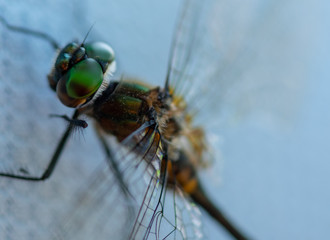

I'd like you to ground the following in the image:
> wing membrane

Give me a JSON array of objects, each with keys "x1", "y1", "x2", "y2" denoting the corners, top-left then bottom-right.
[
  {"x1": 52, "y1": 123, "x2": 166, "y2": 240},
  {"x1": 166, "y1": 0, "x2": 307, "y2": 130}
]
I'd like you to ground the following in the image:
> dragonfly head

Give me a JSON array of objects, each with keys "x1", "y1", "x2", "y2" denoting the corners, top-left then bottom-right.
[{"x1": 48, "y1": 41, "x2": 116, "y2": 108}]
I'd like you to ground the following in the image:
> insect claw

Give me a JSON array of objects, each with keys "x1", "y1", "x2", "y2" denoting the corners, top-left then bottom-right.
[{"x1": 49, "y1": 113, "x2": 88, "y2": 129}]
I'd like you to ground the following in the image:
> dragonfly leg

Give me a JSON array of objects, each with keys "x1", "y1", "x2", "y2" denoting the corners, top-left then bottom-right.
[
  {"x1": 94, "y1": 126, "x2": 133, "y2": 198},
  {"x1": 0, "y1": 16, "x2": 59, "y2": 50},
  {"x1": 93, "y1": 126, "x2": 138, "y2": 224},
  {"x1": 0, "y1": 110, "x2": 79, "y2": 181},
  {"x1": 50, "y1": 114, "x2": 88, "y2": 129}
]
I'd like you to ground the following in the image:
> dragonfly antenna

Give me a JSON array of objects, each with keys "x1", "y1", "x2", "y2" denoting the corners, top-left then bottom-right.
[
  {"x1": 0, "y1": 16, "x2": 60, "y2": 50},
  {"x1": 82, "y1": 22, "x2": 96, "y2": 45}
]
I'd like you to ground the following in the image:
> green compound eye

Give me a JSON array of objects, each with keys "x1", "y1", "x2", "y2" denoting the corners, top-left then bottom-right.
[
  {"x1": 55, "y1": 42, "x2": 79, "y2": 72},
  {"x1": 66, "y1": 58, "x2": 103, "y2": 99},
  {"x1": 85, "y1": 42, "x2": 115, "y2": 71}
]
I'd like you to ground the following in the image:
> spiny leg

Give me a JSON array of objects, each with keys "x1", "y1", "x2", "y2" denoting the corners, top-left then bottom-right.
[
  {"x1": 50, "y1": 114, "x2": 88, "y2": 129},
  {"x1": 0, "y1": 110, "x2": 80, "y2": 181},
  {"x1": 0, "y1": 16, "x2": 59, "y2": 50},
  {"x1": 94, "y1": 126, "x2": 133, "y2": 199},
  {"x1": 94, "y1": 127, "x2": 137, "y2": 222},
  {"x1": 0, "y1": 17, "x2": 67, "y2": 180}
]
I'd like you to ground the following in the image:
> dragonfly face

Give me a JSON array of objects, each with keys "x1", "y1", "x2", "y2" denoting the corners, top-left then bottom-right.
[{"x1": 48, "y1": 41, "x2": 116, "y2": 108}]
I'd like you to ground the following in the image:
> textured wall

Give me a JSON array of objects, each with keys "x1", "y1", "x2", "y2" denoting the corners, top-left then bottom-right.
[{"x1": 0, "y1": 0, "x2": 329, "y2": 239}]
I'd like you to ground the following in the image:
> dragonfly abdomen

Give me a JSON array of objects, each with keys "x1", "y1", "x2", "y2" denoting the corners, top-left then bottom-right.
[{"x1": 166, "y1": 149, "x2": 199, "y2": 194}]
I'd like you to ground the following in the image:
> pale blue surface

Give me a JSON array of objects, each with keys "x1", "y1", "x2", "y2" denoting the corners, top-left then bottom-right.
[{"x1": 0, "y1": 0, "x2": 330, "y2": 239}]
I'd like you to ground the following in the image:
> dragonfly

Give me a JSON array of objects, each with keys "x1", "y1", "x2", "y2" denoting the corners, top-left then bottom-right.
[
  {"x1": 0, "y1": 0, "x2": 251, "y2": 239},
  {"x1": 1, "y1": 0, "x2": 309, "y2": 239}
]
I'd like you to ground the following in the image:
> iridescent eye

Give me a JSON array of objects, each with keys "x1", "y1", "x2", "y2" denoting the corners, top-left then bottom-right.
[
  {"x1": 55, "y1": 42, "x2": 79, "y2": 72},
  {"x1": 85, "y1": 42, "x2": 115, "y2": 71},
  {"x1": 65, "y1": 58, "x2": 103, "y2": 99}
]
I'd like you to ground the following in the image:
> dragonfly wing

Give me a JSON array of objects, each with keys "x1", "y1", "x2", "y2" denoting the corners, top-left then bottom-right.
[
  {"x1": 165, "y1": 0, "x2": 206, "y2": 95},
  {"x1": 51, "y1": 118, "x2": 203, "y2": 240},
  {"x1": 52, "y1": 157, "x2": 134, "y2": 240},
  {"x1": 159, "y1": 184, "x2": 204, "y2": 240},
  {"x1": 50, "y1": 123, "x2": 166, "y2": 240},
  {"x1": 166, "y1": 0, "x2": 309, "y2": 129}
]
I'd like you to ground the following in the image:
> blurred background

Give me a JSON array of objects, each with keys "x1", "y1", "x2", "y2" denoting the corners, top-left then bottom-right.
[{"x1": 0, "y1": 0, "x2": 329, "y2": 239}]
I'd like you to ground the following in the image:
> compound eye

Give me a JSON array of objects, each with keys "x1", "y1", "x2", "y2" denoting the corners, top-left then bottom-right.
[
  {"x1": 85, "y1": 42, "x2": 115, "y2": 71},
  {"x1": 55, "y1": 42, "x2": 79, "y2": 72},
  {"x1": 65, "y1": 58, "x2": 103, "y2": 99}
]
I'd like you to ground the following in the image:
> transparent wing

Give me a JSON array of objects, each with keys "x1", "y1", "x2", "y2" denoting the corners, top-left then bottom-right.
[
  {"x1": 161, "y1": 184, "x2": 204, "y2": 240},
  {"x1": 51, "y1": 154, "x2": 134, "y2": 240},
  {"x1": 161, "y1": 0, "x2": 316, "y2": 238},
  {"x1": 50, "y1": 122, "x2": 195, "y2": 240},
  {"x1": 166, "y1": 0, "x2": 309, "y2": 130},
  {"x1": 165, "y1": 0, "x2": 205, "y2": 95}
]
